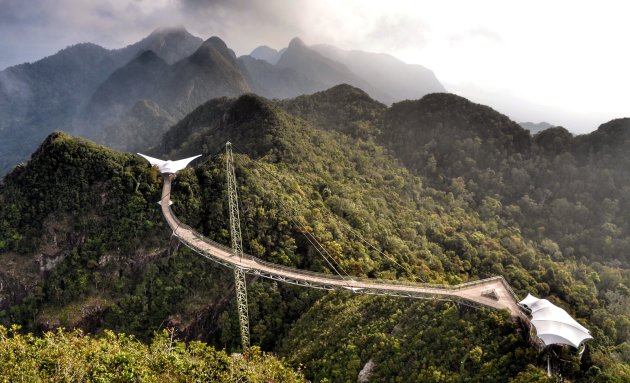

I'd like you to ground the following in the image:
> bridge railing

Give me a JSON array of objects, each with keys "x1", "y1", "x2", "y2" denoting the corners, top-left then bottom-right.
[
  {"x1": 168, "y1": 207, "x2": 238, "y2": 255},
  {"x1": 168, "y1": 206, "x2": 519, "y2": 294},
  {"x1": 502, "y1": 279, "x2": 521, "y2": 301},
  {"x1": 168, "y1": 206, "x2": 350, "y2": 281}
]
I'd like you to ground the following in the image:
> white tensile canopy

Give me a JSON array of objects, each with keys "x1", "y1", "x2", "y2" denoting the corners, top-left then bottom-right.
[
  {"x1": 138, "y1": 153, "x2": 201, "y2": 174},
  {"x1": 519, "y1": 294, "x2": 592, "y2": 348}
]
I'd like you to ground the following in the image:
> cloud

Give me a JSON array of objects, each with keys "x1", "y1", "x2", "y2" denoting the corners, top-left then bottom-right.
[
  {"x1": 0, "y1": 0, "x2": 429, "y2": 66},
  {"x1": 366, "y1": 14, "x2": 429, "y2": 51},
  {"x1": 179, "y1": 0, "x2": 303, "y2": 26},
  {"x1": 0, "y1": 0, "x2": 191, "y2": 68},
  {"x1": 0, "y1": 0, "x2": 627, "y2": 132},
  {"x1": 447, "y1": 27, "x2": 503, "y2": 46},
  {"x1": 176, "y1": 0, "x2": 317, "y2": 53},
  {"x1": 175, "y1": 0, "x2": 431, "y2": 55}
]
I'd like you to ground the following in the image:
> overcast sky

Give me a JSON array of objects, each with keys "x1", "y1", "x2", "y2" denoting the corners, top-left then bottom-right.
[{"x1": 1, "y1": 0, "x2": 628, "y2": 133}]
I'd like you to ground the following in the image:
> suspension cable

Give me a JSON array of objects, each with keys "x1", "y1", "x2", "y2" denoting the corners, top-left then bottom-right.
[
  {"x1": 230, "y1": 143, "x2": 411, "y2": 277},
  {"x1": 228, "y1": 147, "x2": 349, "y2": 280},
  {"x1": 298, "y1": 226, "x2": 348, "y2": 280},
  {"x1": 288, "y1": 214, "x2": 351, "y2": 278}
]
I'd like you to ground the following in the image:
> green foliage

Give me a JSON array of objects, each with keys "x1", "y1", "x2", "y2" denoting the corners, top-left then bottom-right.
[
  {"x1": 0, "y1": 131, "x2": 164, "y2": 254},
  {"x1": 508, "y1": 364, "x2": 554, "y2": 383},
  {"x1": 0, "y1": 132, "x2": 170, "y2": 333},
  {"x1": 2, "y1": 88, "x2": 630, "y2": 380},
  {"x1": 280, "y1": 294, "x2": 537, "y2": 382},
  {"x1": 0, "y1": 325, "x2": 305, "y2": 382},
  {"x1": 382, "y1": 96, "x2": 630, "y2": 272}
]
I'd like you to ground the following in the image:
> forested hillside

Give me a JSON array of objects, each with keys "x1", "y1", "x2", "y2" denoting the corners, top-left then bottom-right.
[
  {"x1": 381, "y1": 94, "x2": 630, "y2": 268},
  {"x1": 0, "y1": 326, "x2": 305, "y2": 382},
  {"x1": 1, "y1": 87, "x2": 629, "y2": 381},
  {"x1": 0, "y1": 29, "x2": 445, "y2": 175}
]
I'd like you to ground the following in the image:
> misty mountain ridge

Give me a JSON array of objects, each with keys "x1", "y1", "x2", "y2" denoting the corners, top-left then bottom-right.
[
  {"x1": 0, "y1": 26, "x2": 203, "y2": 174},
  {"x1": 153, "y1": 36, "x2": 250, "y2": 118},
  {"x1": 518, "y1": 121, "x2": 555, "y2": 134},
  {"x1": 127, "y1": 26, "x2": 204, "y2": 65},
  {"x1": 100, "y1": 99, "x2": 176, "y2": 153},
  {"x1": 248, "y1": 37, "x2": 445, "y2": 104},
  {"x1": 237, "y1": 55, "x2": 312, "y2": 99},
  {"x1": 2, "y1": 26, "x2": 627, "y2": 179},
  {"x1": 250, "y1": 45, "x2": 284, "y2": 65},
  {"x1": 78, "y1": 50, "x2": 170, "y2": 133},
  {"x1": 0, "y1": 28, "x2": 451, "y2": 173},
  {"x1": 76, "y1": 36, "x2": 251, "y2": 150},
  {"x1": 311, "y1": 44, "x2": 445, "y2": 101}
]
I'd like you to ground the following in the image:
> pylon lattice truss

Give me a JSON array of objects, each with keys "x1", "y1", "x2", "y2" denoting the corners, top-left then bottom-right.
[{"x1": 226, "y1": 142, "x2": 250, "y2": 350}]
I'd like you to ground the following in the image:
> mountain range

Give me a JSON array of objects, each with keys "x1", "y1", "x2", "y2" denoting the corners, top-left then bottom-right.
[
  {"x1": 1, "y1": 83, "x2": 629, "y2": 380},
  {"x1": 2, "y1": 25, "x2": 630, "y2": 380},
  {"x1": 0, "y1": 27, "x2": 444, "y2": 175},
  {"x1": 0, "y1": 27, "x2": 203, "y2": 175}
]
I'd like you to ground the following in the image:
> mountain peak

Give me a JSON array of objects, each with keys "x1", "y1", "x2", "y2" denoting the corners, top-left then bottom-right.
[
  {"x1": 30, "y1": 131, "x2": 80, "y2": 163},
  {"x1": 150, "y1": 25, "x2": 189, "y2": 36},
  {"x1": 288, "y1": 37, "x2": 306, "y2": 49},
  {"x1": 203, "y1": 36, "x2": 229, "y2": 50},
  {"x1": 280, "y1": 84, "x2": 385, "y2": 138},
  {"x1": 250, "y1": 45, "x2": 281, "y2": 65},
  {"x1": 595, "y1": 117, "x2": 630, "y2": 136},
  {"x1": 196, "y1": 36, "x2": 237, "y2": 61},
  {"x1": 161, "y1": 94, "x2": 285, "y2": 159},
  {"x1": 315, "y1": 83, "x2": 375, "y2": 102},
  {"x1": 189, "y1": 36, "x2": 238, "y2": 66},
  {"x1": 126, "y1": 26, "x2": 202, "y2": 65},
  {"x1": 576, "y1": 117, "x2": 630, "y2": 153},
  {"x1": 533, "y1": 126, "x2": 573, "y2": 153},
  {"x1": 385, "y1": 92, "x2": 531, "y2": 156}
]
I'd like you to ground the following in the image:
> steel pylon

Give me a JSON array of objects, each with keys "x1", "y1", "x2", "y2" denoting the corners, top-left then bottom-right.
[{"x1": 226, "y1": 142, "x2": 250, "y2": 350}]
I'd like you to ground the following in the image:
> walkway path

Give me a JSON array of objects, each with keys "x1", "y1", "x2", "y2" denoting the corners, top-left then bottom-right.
[{"x1": 160, "y1": 174, "x2": 524, "y2": 317}]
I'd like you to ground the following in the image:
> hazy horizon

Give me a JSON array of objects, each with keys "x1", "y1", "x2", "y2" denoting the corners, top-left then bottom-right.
[{"x1": 1, "y1": 0, "x2": 628, "y2": 133}]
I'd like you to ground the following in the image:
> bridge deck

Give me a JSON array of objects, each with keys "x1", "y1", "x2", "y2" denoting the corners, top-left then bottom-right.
[{"x1": 160, "y1": 175, "x2": 524, "y2": 317}]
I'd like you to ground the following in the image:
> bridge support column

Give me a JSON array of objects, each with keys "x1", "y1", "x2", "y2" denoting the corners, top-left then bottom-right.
[
  {"x1": 226, "y1": 142, "x2": 250, "y2": 350},
  {"x1": 234, "y1": 268, "x2": 250, "y2": 349}
]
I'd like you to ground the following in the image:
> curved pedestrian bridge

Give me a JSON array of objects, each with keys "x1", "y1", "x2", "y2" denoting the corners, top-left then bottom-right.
[{"x1": 160, "y1": 173, "x2": 524, "y2": 317}]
